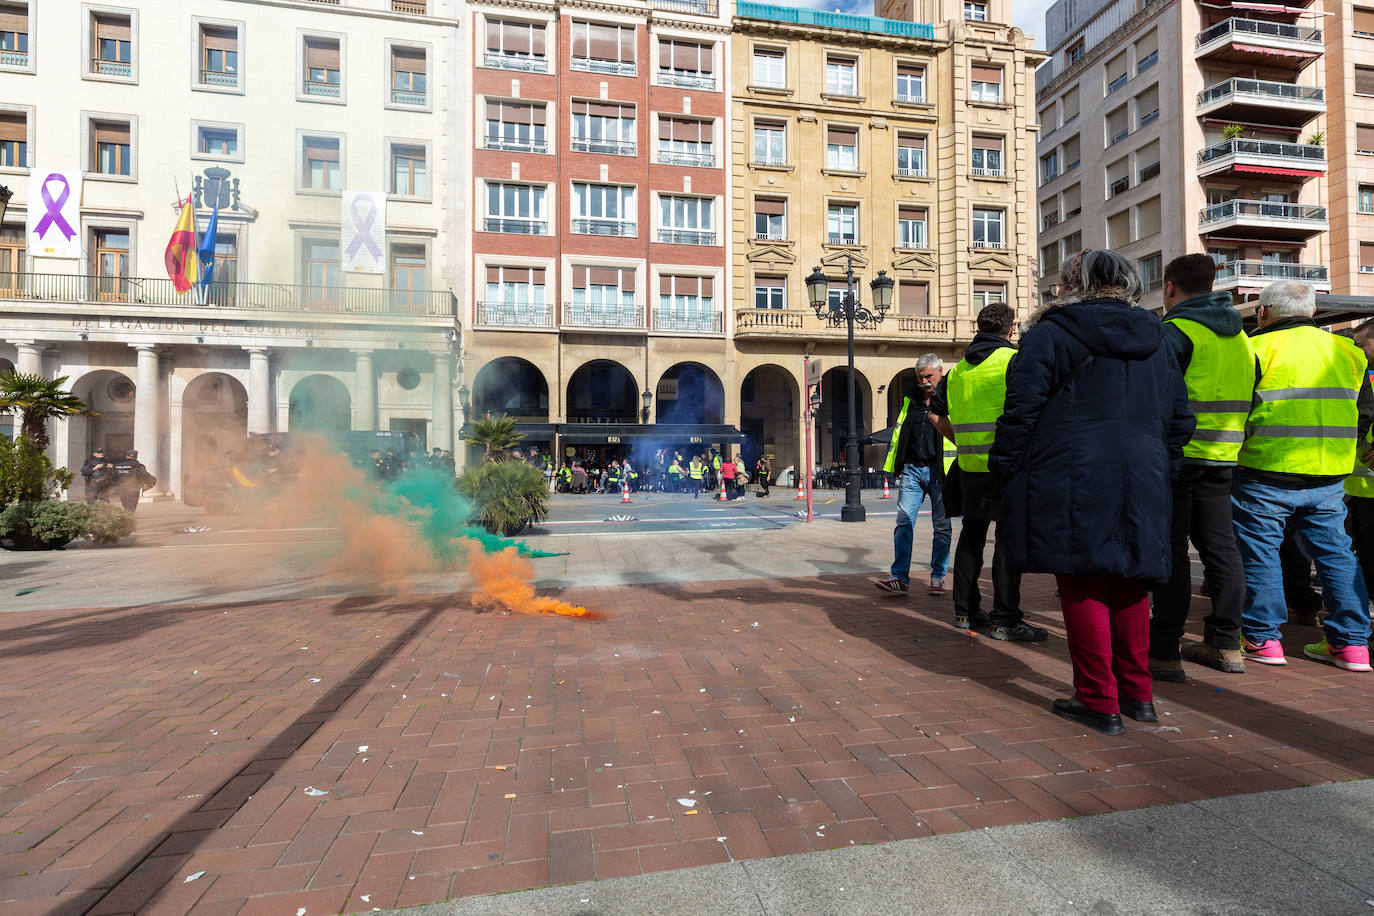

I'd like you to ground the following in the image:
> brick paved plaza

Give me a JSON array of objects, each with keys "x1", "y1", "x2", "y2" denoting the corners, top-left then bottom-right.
[{"x1": 1, "y1": 555, "x2": 1371, "y2": 915}]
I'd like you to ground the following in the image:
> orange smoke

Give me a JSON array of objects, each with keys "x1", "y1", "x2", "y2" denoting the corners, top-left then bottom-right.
[{"x1": 462, "y1": 543, "x2": 597, "y2": 619}]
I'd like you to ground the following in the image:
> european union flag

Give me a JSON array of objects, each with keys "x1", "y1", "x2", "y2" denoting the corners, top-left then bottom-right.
[{"x1": 198, "y1": 198, "x2": 220, "y2": 290}]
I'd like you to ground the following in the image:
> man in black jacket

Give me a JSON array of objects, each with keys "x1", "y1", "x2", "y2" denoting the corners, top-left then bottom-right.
[
  {"x1": 80, "y1": 448, "x2": 114, "y2": 504},
  {"x1": 112, "y1": 449, "x2": 154, "y2": 512}
]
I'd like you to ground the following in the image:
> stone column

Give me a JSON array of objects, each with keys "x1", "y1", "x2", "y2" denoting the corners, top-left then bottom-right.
[
  {"x1": 15, "y1": 342, "x2": 43, "y2": 376},
  {"x1": 133, "y1": 345, "x2": 160, "y2": 485},
  {"x1": 353, "y1": 350, "x2": 376, "y2": 431},
  {"x1": 246, "y1": 347, "x2": 272, "y2": 434},
  {"x1": 432, "y1": 352, "x2": 453, "y2": 452}
]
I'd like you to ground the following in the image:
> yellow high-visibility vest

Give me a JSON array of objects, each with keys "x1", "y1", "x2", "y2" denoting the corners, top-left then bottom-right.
[
  {"x1": 1169, "y1": 318, "x2": 1255, "y2": 464},
  {"x1": 946, "y1": 347, "x2": 1014, "y2": 473}
]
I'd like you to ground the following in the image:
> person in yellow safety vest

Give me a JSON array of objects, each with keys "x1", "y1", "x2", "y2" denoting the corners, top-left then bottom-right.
[
  {"x1": 1147, "y1": 255, "x2": 1257, "y2": 682},
  {"x1": 688, "y1": 454, "x2": 705, "y2": 499},
  {"x1": 558, "y1": 463, "x2": 573, "y2": 493},
  {"x1": 1231, "y1": 280, "x2": 1372, "y2": 672},
  {"x1": 874, "y1": 353, "x2": 953, "y2": 596},
  {"x1": 668, "y1": 458, "x2": 684, "y2": 493},
  {"x1": 1342, "y1": 322, "x2": 1374, "y2": 602},
  {"x1": 711, "y1": 449, "x2": 722, "y2": 492},
  {"x1": 930, "y1": 303, "x2": 1046, "y2": 641}
]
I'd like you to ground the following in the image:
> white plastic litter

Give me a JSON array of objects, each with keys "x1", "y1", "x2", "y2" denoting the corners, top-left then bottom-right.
[
  {"x1": 308, "y1": 678, "x2": 321, "y2": 683},
  {"x1": 412, "y1": 830, "x2": 424, "y2": 835},
  {"x1": 303, "y1": 787, "x2": 328, "y2": 796},
  {"x1": 358, "y1": 745, "x2": 369, "y2": 752},
  {"x1": 184, "y1": 871, "x2": 205, "y2": 883},
  {"x1": 676, "y1": 798, "x2": 695, "y2": 806},
  {"x1": 360, "y1": 896, "x2": 370, "y2": 903}
]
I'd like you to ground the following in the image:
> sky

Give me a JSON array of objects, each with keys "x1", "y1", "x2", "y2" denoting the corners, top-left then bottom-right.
[{"x1": 774, "y1": 0, "x2": 1056, "y2": 49}]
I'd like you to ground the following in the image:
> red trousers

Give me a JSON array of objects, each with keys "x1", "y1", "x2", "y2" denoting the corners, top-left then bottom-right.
[{"x1": 1056, "y1": 574, "x2": 1153, "y2": 715}]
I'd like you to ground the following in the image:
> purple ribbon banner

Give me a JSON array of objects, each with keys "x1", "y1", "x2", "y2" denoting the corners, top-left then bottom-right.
[
  {"x1": 33, "y1": 173, "x2": 76, "y2": 242},
  {"x1": 345, "y1": 195, "x2": 381, "y2": 260}
]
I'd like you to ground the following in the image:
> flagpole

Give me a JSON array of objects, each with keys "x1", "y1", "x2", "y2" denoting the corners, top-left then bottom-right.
[{"x1": 189, "y1": 181, "x2": 206, "y2": 305}]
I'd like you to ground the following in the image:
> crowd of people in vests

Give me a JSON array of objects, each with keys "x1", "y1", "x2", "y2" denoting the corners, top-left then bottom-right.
[{"x1": 549, "y1": 447, "x2": 773, "y2": 499}]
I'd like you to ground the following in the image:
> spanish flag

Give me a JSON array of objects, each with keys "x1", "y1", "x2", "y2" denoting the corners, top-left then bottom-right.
[{"x1": 164, "y1": 194, "x2": 201, "y2": 294}]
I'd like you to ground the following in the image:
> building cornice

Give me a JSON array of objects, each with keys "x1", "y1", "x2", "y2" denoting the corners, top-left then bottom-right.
[
  {"x1": 1036, "y1": 0, "x2": 1174, "y2": 102},
  {"x1": 226, "y1": 0, "x2": 462, "y2": 28}
]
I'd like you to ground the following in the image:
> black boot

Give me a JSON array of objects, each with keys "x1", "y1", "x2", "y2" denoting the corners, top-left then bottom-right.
[
  {"x1": 1051, "y1": 697, "x2": 1125, "y2": 736},
  {"x1": 1118, "y1": 699, "x2": 1158, "y2": 722}
]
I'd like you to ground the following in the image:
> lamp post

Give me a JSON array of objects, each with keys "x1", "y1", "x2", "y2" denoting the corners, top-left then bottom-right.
[
  {"x1": 640, "y1": 388, "x2": 652, "y2": 424},
  {"x1": 0, "y1": 185, "x2": 11, "y2": 225},
  {"x1": 805, "y1": 256, "x2": 894, "y2": 523}
]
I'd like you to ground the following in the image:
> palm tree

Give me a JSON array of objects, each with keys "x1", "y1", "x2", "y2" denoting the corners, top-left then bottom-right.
[
  {"x1": 462, "y1": 414, "x2": 524, "y2": 460},
  {"x1": 0, "y1": 371, "x2": 97, "y2": 452}
]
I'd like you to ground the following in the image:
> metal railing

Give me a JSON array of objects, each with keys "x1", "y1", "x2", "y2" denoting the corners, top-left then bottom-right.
[
  {"x1": 973, "y1": 166, "x2": 1005, "y2": 178},
  {"x1": 658, "y1": 229, "x2": 716, "y2": 246},
  {"x1": 484, "y1": 51, "x2": 548, "y2": 73},
  {"x1": 1110, "y1": 127, "x2": 1130, "y2": 145},
  {"x1": 1197, "y1": 17, "x2": 1322, "y2": 49},
  {"x1": 1214, "y1": 260, "x2": 1329, "y2": 283},
  {"x1": 570, "y1": 57, "x2": 636, "y2": 77},
  {"x1": 1107, "y1": 72, "x2": 1128, "y2": 93},
  {"x1": 1043, "y1": 212, "x2": 1061, "y2": 230},
  {"x1": 1198, "y1": 138, "x2": 1326, "y2": 166},
  {"x1": 896, "y1": 166, "x2": 927, "y2": 178},
  {"x1": 1139, "y1": 162, "x2": 1160, "y2": 182},
  {"x1": 482, "y1": 218, "x2": 549, "y2": 235},
  {"x1": 1139, "y1": 110, "x2": 1159, "y2": 127},
  {"x1": 1200, "y1": 200, "x2": 1328, "y2": 225},
  {"x1": 571, "y1": 138, "x2": 636, "y2": 156},
  {"x1": 571, "y1": 219, "x2": 636, "y2": 237},
  {"x1": 392, "y1": 0, "x2": 426, "y2": 12},
  {"x1": 753, "y1": 231, "x2": 787, "y2": 241},
  {"x1": 732, "y1": 308, "x2": 952, "y2": 336},
  {"x1": 484, "y1": 136, "x2": 547, "y2": 154},
  {"x1": 561, "y1": 302, "x2": 644, "y2": 329},
  {"x1": 658, "y1": 149, "x2": 715, "y2": 168},
  {"x1": 735, "y1": 2, "x2": 936, "y2": 39},
  {"x1": 895, "y1": 93, "x2": 925, "y2": 104},
  {"x1": 1197, "y1": 77, "x2": 1325, "y2": 108},
  {"x1": 972, "y1": 239, "x2": 1004, "y2": 249},
  {"x1": 92, "y1": 58, "x2": 131, "y2": 77},
  {"x1": 0, "y1": 50, "x2": 27, "y2": 67},
  {"x1": 652, "y1": 311, "x2": 723, "y2": 333},
  {"x1": 392, "y1": 89, "x2": 426, "y2": 105},
  {"x1": 753, "y1": 156, "x2": 788, "y2": 167},
  {"x1": 826, "y1": 233, "x2": 859, "y2": 245},
  {"x1": 0, "y1": 272, "x2": 455, "y2": 316},
  {"x1": 1109, "y1": 177, "x2": 1130, "y2": 196},
  {"x1": 200, "y1": 69, "x2": 237, "y2": 88},
  {"x1": 651, "y1": 0, "x2": 718, "y2": 13},
  {"x1": 303, "y1": 80, "x2": 341, "y2": 98},
  {"x1": 476, "y1": 300, "x2": 554, "y2": 328},
  {"x1": 657, "y1": 70, "x2": 715, "y2": 90},
  {"x1": 1138, "y1": 50, "x2": 1158, "y2": 71}
]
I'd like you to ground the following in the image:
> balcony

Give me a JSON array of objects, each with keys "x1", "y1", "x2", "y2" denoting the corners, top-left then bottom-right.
[
  {"x1": 753, "y1": 156, "x2": 789, "y2": 167},
  {"x1": 896, "y1": 166, "x2": 927, "y2": 178},
  {"x1": 92, "y1": 58, "x2": 132, "y2": 78},
  {"x1": 657, "y1": 229, "x2": 716, "y2": 246},
  {"x1": 658, "y1": 149, "x2": 715, "y2": 168},
  {"x1": 200, "y1": 69, "x2": 238, "y2": 88},
  {"x1": 392, "y1": 88, "x2": 426, "y2": 106},
  {"x1": 1199, "y1": 199, "x2": 1328, "y2": 240},
  {"x1": 650, "y1": 0, "x2": 719, "y2": 14},
  {"x1": 753, "y1": 231, "x2": 788, "y2": 242},
  {"x1": 484, "y1": 136, "x2": 548, "y2": 154},
  {"x1": 571, "y1": 56, "x2": 636, "y2": 77},
  {"x1": 571, "y1": 138, "x2": 636, "y2": 156},
  {"x1": 1196, "y1": 78, "x2": 1325, "y2": 128},
  {"x1": 303, "y1": 80, "x2": 341, "y2": 98},
  {"x1": 561, "y1": 302, "x2": 645, "y2": 330},
  {"x1": 1214, "y1": 260, "x2": 1330, "y2": 292},
  {"x1": 651, "y1": 310, "x2": 723, "y2": 333},
  {"x1": 973, "y1": 166, "x2": 1006, "y2": 178},
  {"x1": 736, "y1": 3, "x2": 935, "y2": 40},
  {"x1": 733, "y1": 308, "x2": 954, "y2": 340},
  {"x1": 1195, "y1": 18, "x2": 1323, "y2": 65},
  {"x1": 895, "y1": 94, "x2": 925, "y2": 104},
  {"x1": 0, "y1": 272, "x2": 456, "y2": 316},
  {"x1": 476, "y1": 300, "x2": 554, "y2": 328},
  {"x1": 658, "y1": 70, "x2": 715, "y2": 90},
  {"x1": 482, "y1": 218, "x2": 549, "y2": 235},
  {"x1": 0, "y1": 49, "x2": 27, "y2": 68},
  {"x1": 1196, "y1": 138, "x2": 1325, "y2": 179},
  {"x1": 392, "y1": 0, "x2": 426, "y2": 12},
  {"x1": 826, "y1": 233, "x2": 860, "y2": 246},
  {"x1": 572, "y1": 219, "x2": 636, "y2": 237},
  {"x1": 484, "y1": 51, "x2": 548, "y2": 73}
]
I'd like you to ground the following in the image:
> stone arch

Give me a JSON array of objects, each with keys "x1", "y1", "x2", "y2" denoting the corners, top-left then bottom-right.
[
  {"x1": 65, "y1": 369, "x2": 138, "y2": 492},
  {"x1": 565, "y1": 359, "x2": 637, "y2": 423},
  {"x1": 471, "y1": 357, "x2": 549, "y2": 420},
  {"x1": 887, "y1": 368, "x2": 918, "y2": 426},
  {"x1": 740, "y1": 363, "x2": 801, "y2": 478},
  {"x1": 818, "y1": 366, "x2": 872, "y2": 467},
  {"x1": 289, "y1": 374, "x2": 352, "y2": 434},
  {"x1": 181, "y1": 372, "x2": 248, "y2": 494},
  {"x1": 654, "y1": 362, "x2": 724, "y2": 425}
]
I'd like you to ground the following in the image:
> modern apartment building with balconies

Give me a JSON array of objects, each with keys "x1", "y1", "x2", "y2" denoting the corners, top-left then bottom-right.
[{"x1": 1035, "y1": 0, "x2": 1331, "y2": 310}]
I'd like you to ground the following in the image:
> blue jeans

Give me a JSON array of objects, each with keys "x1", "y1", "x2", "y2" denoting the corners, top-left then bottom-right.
[
  {"x1": 890, "y1": 463, "x2": 951, "y2": 585},
  {"x1": 1231, "y1": 472, "x2": 1370, "y2": 648}
]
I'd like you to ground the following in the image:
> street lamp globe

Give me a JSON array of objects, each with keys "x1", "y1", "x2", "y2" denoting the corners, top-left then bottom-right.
[
  {"x1": 640, "y1": 387, "x2": 652, "y2": 423},
  {"x1": 804, "y1": 266, "x2": 829, "y2": 313},
  {"x1": 869, "y1": 270, "x2": 895, "y2": 315}
]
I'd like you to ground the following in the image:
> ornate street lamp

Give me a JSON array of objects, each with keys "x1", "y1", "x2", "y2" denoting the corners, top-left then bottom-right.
[
  {"x1": 640, "y1": 388, "x2": 652, "y2": 423},
  {"x1": 805, "y1": 257, "x2": 893, "y2": 522}
]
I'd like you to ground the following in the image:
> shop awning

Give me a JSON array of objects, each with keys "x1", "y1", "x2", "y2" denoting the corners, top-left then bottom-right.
[
  {"x1": 1234, "y1": 165, "x2": 1323, "y2": 177},
  {"x1": 1232, "y1": 44, "x2": 1316, "y2": 58},
  {"x1": 459, "y1": 421, "x2": 558, "y2": 440}
]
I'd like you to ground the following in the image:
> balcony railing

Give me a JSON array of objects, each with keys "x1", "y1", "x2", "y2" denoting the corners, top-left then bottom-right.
[
  {"x1": 1197, "y1": 138, "x2": 1326, "y2": 167},
  {"x1": 482, "y1": 218, "x2": 549, "y2": 235},
  {"x1": 476, "y1": 300, "x2": 554, "y2": 328},
  {"x1": 1043, "y1": 212, "x2": 1062, "y2": 230},
  {"x1": 972, "y1": 239, "x2": 1004, "y2": 249},
  {"x1": 571, "y1": 56, "x2": 636, "y2": 77},
  {"x1": 1200, "y1": 200, "x2": 1328, "y2": 225},
  {"x1": 392, "y1": 0, "x2": 426, "y2": 12},
  {"x1": 973, "y1": 166, "x2": 1006, "y2": 178},
  {"x1": 657, "y1": 70, "x2": 715, "y2": 90},
  {"x1": 658, "y1": 149, "x2": 715, "y2": 168},
  {"x1": 1109, "y1": 177, "x2": 1130, "y2": 196},
  {"x1": 392, "y1": 89, "x2": 426, "y2": 105},
  {"x1": 753, "y1": 231, "x2": 788, "y2": 241},
  {"x1": 200, "y1": 69, "x2": 237, "y2": 88},
  {"x1": 1139, "y1": 110, "x2": 1159, "y2": 127},
  {"x1": 1138, "y1": 50, "x2": 1158, "y2": 71},
  {"x1": 562, "y1": 302, "x2": 644, "y2": 329},
  {"x1": 896, "y1": 166, "x2": 927, "y2": 178},
  {"x1": 571, "y1": 138, "x2": 636, "y2": 156},
  {"x1": 1197, "y1": 78, "x2": 1325, "y2": 108},
  {"x1": 92, "y1": 58, "x2": 131, "y2": 78},
  {"x1": 658, "y1": 229, "x2": 716, "y2": 246},
  {"x1": 303, "y1": 80, "x2": 341, "y2": 98},
  {"x1": 753, "y1": 156, "x2": 789, "y2": 167},
  {"x1": 826, "y1": 233, "x2": 859, "y2": 245},
  {"x1": 0, "y1": 272, "x2": 455, "y2": 316},
  {"x1": 0, "y1": 49, "x2": 27, "y2": 67},
  {"x1": 895, "y1": 93, "x2": 925, "y2": 104},
  {"x1": 1139, "y1": 162, "x2": 1161, "y2": 182},
  {"x1": 1196, "y1": 18, "x2": 1322, "y2": 49},
  {"x1": 572, "y1": 219, "x2": 636, "y2": 237},
  {"x1": 1107, "y1": 73, "x2": 1128, "y2": 93},
  {"x1": 736, "y1": 2, "x2": 935, "y2": 39},
  {"x1": 650, "y1": 0, "x2": 719, "y2": 14},
  {"x1": 733, "y1": 308, "x2": 953, "y2": 337},
  {"x1": 652, "y1": 311, "x2": 723, "y2": 333},
  {"x1": 484, "y1": 51, "x2": 548, "y2": 73},
  {"x1": 1214, "y1": 260, "x2": 1329, "y2": 284},
  {"x1": 484, "y1": 136, "x2": 547, "y2": 154}
]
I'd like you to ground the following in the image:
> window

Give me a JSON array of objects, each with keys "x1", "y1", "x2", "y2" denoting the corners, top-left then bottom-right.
[
  {"x1": 970, "y1": 66, "x2": 1002, "y2": 103},
  {"x1": 93, "y1": 229, "x2": 131, "y2": 302},
  {"x1": 303, "y1": 37, "x2": 341, "y2": 98},
  {"x1": 1135, "y1": 30, "x2": 1158, "y2": 73},
  {"x1": 199, "y1": 24, "x2": 238, "y2": 88},
  {"x1": 1360, "y1": 185, "x2": 1374, "y2": 214},
  {"x1": 898, "y1": 282, "x2": 928, "y2": 315},
  {"x1": 92, "y1": 12, "x2": 132, "y2": 78},
  {"x1": 570, "y1": 21, "x2": 635, "y2": 75},
  {"x1": 571, "y1": 101, "x2": 635, "y2": 155},
  {"x1": 0, "y1": 2, "x2": 29, "y2": 68},
  {"x1": 825, "y1": 126, "x2": 858, "y2": 171},
  {"x1": 1062, "y1": 87, "x2": 1080, "y2": 124},
  {"x1": 896, "y1": 63, "x2": 925, "y2": 102},
  {"x1": 1139, "y1": 253, "x2": 1163, "y2": 291},
  {"x1": 1359, "y1": 124, "x2": 1374, "y2": 154},
  {"x1": 1067, "y1": 40, "x2": 1084, "y2": 65},
  {"x1": 91, "y1": 119, "x2": 131, "y2": 176},
  {"x1": 1062, "y1": 135, "x2": 1081, "y2": 170},
  {"x1": 572, "y1": 182, "x2": 635, "y2": 236},
  {"x1": 1137, "y1": 139, "x2": 1160, "y2": 182},
  {"x1": 484, "y1": 182, "x2": 547, "y2": 234},
  {"x1": 1361, "y1": 244, "x2": 1374, "y2": 274},
  {"x1": 827, "y1": 203, "x2": 858, "y2": 245},
  {"x1": 754, "y1": 275, "x2": 785, "y2": 309},
  {"x1": 964, "y1": 1, "x2": 987, "y2": 20},
  {"x1": 1041, "y1": 151, "x2": 1059, "y2": 183},
  {"x1": 301, "y1": 135, "x2": 341, "y2": 190},
  {"x1": 1042, "y1": 199, "x2": 1060, "y2": 230},
  {"x1": 972, "y1": 135, "x2": 1004, "y2": 177},
  {"x1": 972, "y1": 208, "x2": 1004, "y2": 248},
  {"x1": 896, "y1": 133, "x2": 926, "y2": 176},
  {"x1": 1041, "y1": 243, "x2": 1060, "y2": 276},
  {"x1": 1106, "y1": 105, "x2": 1129, "y2": 145},
  {"x1": 753, "y1": 47, "x2": 784, "y2": 88},
  {"x1": 485, "y1": 101, "x2": 547, "y2": 153},
  {"x1": 485, "y1": 18, "x2": 546, "y2": 72},
  {"x1": 391, "y1": 46, "x2": 427, "y2": 105},
  {"x1": 303, "y1": 238, "x2": 341, "y2": 308},
  {"x1": 1136, "y1": 86, "x2": 1159, "y2": 127},
  {"x1": 205, "y1": 232, "x2": 237, "y2": 305},
  {"x1": 570, "y1": 267, "x2": 637, "y2": 324},
  {"x1": 196, "y1": 125, "x2": 239, "y2": 159},
  {"x1": 972, "y1": 283, "x2": 1004, "y2": 309},
  {"x1": 390, "y1": 244, "x2": 427, "y2": 308},
  {"x1": 1137, "y1": 196, "x2": 1161, "y2": 239},
  {"x1": 1063, "y1": 184, "x2": 1082, "y2": 218},
  {"x1": 659, "y1": 195, "x2": 715, "y2": 245},
  {"x1": 825, "y1": 57, "x2": 857, "y2": 96},
  {"x1": 658, "y1": 39, "x2": 713, "y2": 89},
  {"x1": 1105, "y1": 52, "x2": 1127, "y2": 93},
  {"x1": 1061, "y1": 230, "x2": 1082, "y2": 258},
  {"x1": 0, "y1": 109, "x2": 25, "y2": 167},
  {"x1": 1107, "y1": 210, "x2": 1131, "y2": 248},
  {"x1": 659, "y1": 118, "x2": 713, "y2": 168},
  {"x1": 390, "y1": 143, "x2": 427, "y2": 197},
  {"x1": 753, "y1": 121, "x2": 785, "y2": 165},
  {"x1": 483, "y1": 266, "x2": 547, "y2": 323},
  {"x1": 1107, "y1": 157, "x2": 1129, "y2": 196},
  {"x1": 753, "y1": 197, "x2": 785, "y2": 240},
  {"x1": 897, "y1": 206, "x2": 927, "y2": 249},
  {"x1": 658, "y1": 275, "x2": 715, "y2": 329},
  {"x1": 1358, "y1": 66, "x2": 1374, "y2": 97},
  {"x1": 1, "y1": 227, "x2": 25, "y2": 288},
  {"x1": 1357, "y1": 8, "x2": 1374, "y2": 38}
]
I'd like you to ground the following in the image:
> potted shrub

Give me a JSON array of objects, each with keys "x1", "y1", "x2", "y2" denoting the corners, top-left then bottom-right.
[
  {"x1": 0, "y1": 499, "x2": 94, "y2": 550},
  {"x1": 456, "y1": 457, "x2": 549, "y2": 536}
]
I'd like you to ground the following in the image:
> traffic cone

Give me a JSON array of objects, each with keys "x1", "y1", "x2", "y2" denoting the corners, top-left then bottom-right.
[
  {"x1": 796, "y1": 477, "x2": 806, "y2": 500},
  {"x1": 621, "y1": 477, "x2": 631, "y2": 503},
  {"x1": 718, "y1": 477, "x2": 728, "y2": 501},
  {"x1": 880, "y1": 476, "x2": 892, "y2": 499}
]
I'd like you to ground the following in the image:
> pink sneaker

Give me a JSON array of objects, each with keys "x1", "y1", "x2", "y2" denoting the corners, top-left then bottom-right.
[
  {"x1": 1242, "y1": 637, "x2": 1287, "y2": 666},
  {"x1": 1303, "y1": 639, "x2": 1372, "y2": 672}
]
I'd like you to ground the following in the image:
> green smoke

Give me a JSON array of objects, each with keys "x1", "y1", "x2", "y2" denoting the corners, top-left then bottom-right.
[{"x1": 381, "y1": 467, "x2": 563, "y2": 559}]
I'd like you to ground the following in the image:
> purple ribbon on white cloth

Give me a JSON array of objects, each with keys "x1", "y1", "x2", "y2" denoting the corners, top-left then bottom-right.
[
  {"x1": 33, "y1": 174, "x2": 76, "y2": 241},
  {"x1": 345, "y1": 195, "x2": 381, "y2": 259}
]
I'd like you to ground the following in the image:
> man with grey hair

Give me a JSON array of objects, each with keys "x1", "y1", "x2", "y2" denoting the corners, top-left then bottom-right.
[
  {"x1": 875, "y1": 353, "x2": 953, "y2": 596},
  {"x1": 1231, "y1": 280, "x2": 1372, "y2": 672}
]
